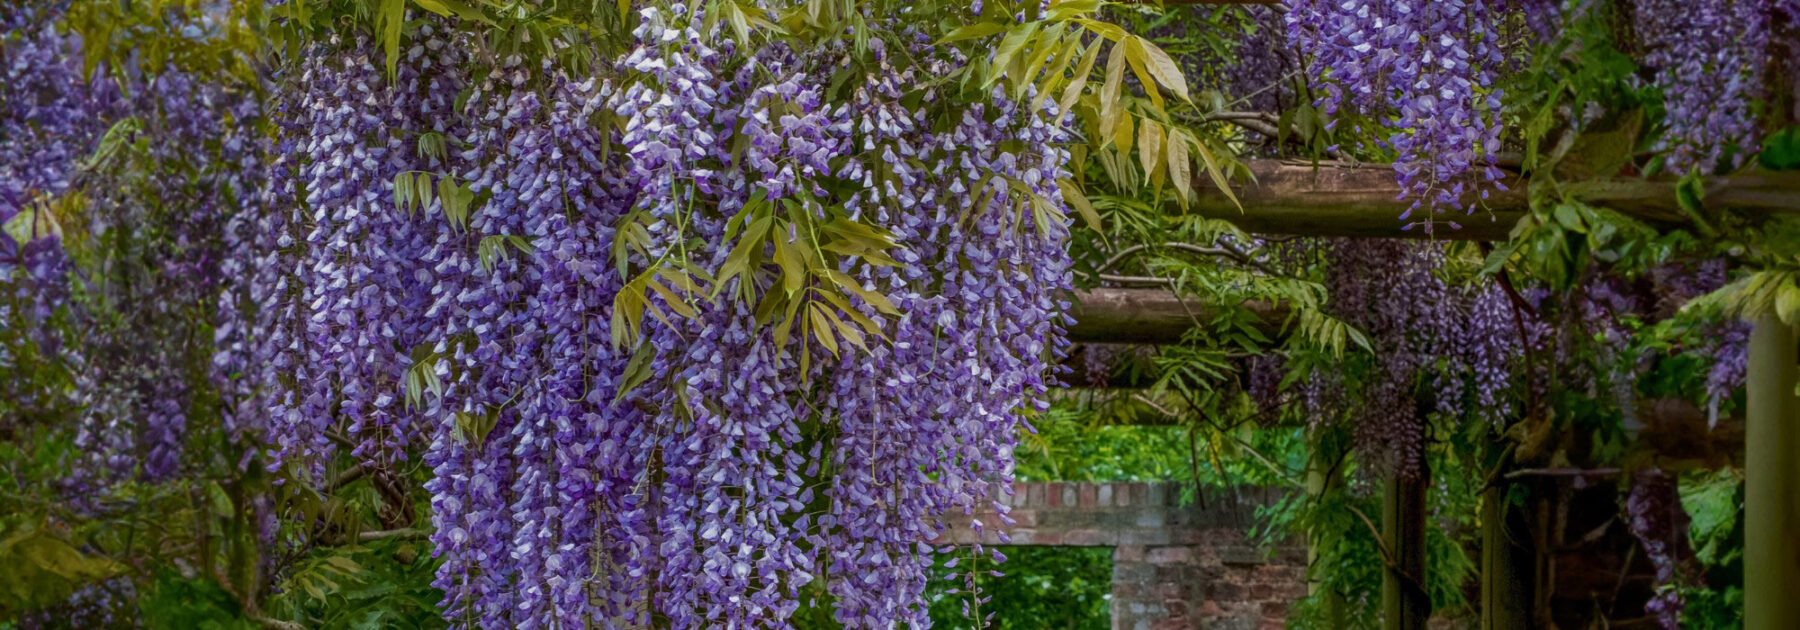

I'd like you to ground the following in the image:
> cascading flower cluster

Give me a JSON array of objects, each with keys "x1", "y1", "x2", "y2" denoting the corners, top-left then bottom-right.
[
  {"x1": 1324, "y1": 239, "x2": 1520, "y2": 474},
  {"x1": 0, "y1": 12, "x2": 116, "y2": 427},
  {"x1": 208, "y1": 6, "x2": 1077, "y2": 627},
  {"x1": 4, "y1": 8, "x2": 254, "y2": 494},
  {"x1": 1283, "y1": 0, "x2": 1508, "y2": 225},
  {"x1": 1625, "y1": 468, "x2": 1703, "y2": 629},
  {"x1": 1633, "y1": 0, "x2": 1768, "y2": 172}
]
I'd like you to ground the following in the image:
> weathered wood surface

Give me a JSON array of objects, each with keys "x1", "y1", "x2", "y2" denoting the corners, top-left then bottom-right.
[
  {"x1": 1190, "y1": 159, "x2": 1800, "y2": 241},
  {"x1": 1066, "y1": 288, "x2": 1280, "y2": 343}
]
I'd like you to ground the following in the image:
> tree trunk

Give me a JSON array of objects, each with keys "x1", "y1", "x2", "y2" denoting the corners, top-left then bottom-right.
[
  {"x1": 1383, "y1": 466, "x2": 1430, "y2": 630},
  {"x1": 1746, "y1": 316, "x2": 1800, "y2": 630}
]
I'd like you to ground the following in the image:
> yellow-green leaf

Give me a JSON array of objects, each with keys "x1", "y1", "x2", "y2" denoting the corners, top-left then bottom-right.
[
  {"x1": 1058, "y1": 37, "x2": 1103, "y2": 116},
  {"x1": 411, "y1": 0, "x2": 455, "y2": 16},
  {"x1": 1121, "y1": 36, "x2": 1162, "y2": 112},
  {"x1": 937, "y1": 21, "x2": 1009, "y2": 44},
  {"x1": 772, "y1": 234, "x2": 806, "y2": 296},
  {"x1": 986, "y1": 22, "x2": 1042, "y2": 88},
  {"x1": 1133, "y1": 35, "x2": 1189, "y2": 102},
  {"x1": 1778, "y1": 281, "x2": 1800, "y2": 325},
  {"x1": 808, "y1": 304, "x2": 839, "y2": 356},
  {"x1": 1137, "y1": 118, "x2": 1163, "y2": 179},
  {"x1": 380, "y1": 0, "x2": 405, "y2": 79},
  {"x1": 1167, "y1": 128, "x2": 1193, "y2": 203},
  {"x1": 1099, "y1": 41, "x2": 1126, "y2": 134}
]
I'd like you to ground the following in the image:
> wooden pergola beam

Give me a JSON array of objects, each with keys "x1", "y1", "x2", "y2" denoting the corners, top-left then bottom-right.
[
  {"x1": 1067, "y1": 164, "x2": 1800, "y2": 345},
  {"x1": 1189, "y1": 160, "x2": 1800, "y2": 241},
  {"x1": 1066, "y1": 287, "x2": 1280, "y2": 343}
]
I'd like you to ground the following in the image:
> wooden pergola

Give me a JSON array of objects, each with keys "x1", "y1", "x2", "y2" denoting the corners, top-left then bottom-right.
[{"x1": 1063, "y1": 158, "x2": 1800, "y2": 630}]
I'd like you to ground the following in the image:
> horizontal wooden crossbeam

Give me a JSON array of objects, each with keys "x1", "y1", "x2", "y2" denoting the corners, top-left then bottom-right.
[
  {"x1": 1188, "y1": 160, "x2": 1800, "y2": 241},
  {"x1": 1066, "y1": 288, "x2": 1279, "y2": 343}
]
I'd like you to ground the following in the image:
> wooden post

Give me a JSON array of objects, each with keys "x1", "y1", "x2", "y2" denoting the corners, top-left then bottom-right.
[
  {"x1": 1480, "y1": 484, "x2": 1535, "y2": 630},
  {"x1": 1746, "y1": 316, "x2": 1800, "y2": 630},
  {"x1": 1383, "y1": 465, "x2": 1430, "y2": 630}
]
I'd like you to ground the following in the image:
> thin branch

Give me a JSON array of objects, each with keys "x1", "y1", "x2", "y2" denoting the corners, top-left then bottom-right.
[
  {"x1": 1079, "y1": 271, "x2": 1176, "y2": 286},
  {"x1": 327, "y1": 464, "x2": 367, "y2": 492},
  {"x1": 1342, "y1": 502, "x2": 1428, "y2": 594},
  {"x1": 1503, "y1": 467, "x2": 1623, "y2": 480},
  {"x1": 1131, "y1": 392, "x2": 1185, "y2": 418},
  {"x1": 358, "y1": 527, "x2": 430, "y2": 542}
]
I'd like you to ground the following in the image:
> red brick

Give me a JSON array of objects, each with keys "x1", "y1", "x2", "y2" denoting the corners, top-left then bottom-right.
[
  {"x1": 1078, "y1": 484, "x2": 1098, "y2": 507},
  {"x1": 1010, "y1": 481, "x2": 1030, "y2": 506},
  {"x1": 1115, "y1": 544, "x2": 1147, "y2": 562},
  {"x1": 1209, "y1": 583, "x2": 1246, "y2": 601},
  {"x1": 1153, "y1": 582, "x2": 1185, "y2": 600},
  {"x1": 1046, "y1": 485, "x2": 1062, "y2": 507},
  {"x1": 1148, "y1": 546, "x2": 1193, "y2": 564},
  {"x1": 1062, "y1": 529, "x2": 1105, "y2": 545},
  {"x1": 1199, "y1": 600, "x2": 1223, "y2": 617},
  {"x1": 1171, "y1": 528, "x2": 1207, "y2": 545},
  {"x1": 1010, "y1": 509, "x2": 1037, "y2": 528},
  {"x1": 1259, "y1": 601, "x2": 1289, "y2": 616}
]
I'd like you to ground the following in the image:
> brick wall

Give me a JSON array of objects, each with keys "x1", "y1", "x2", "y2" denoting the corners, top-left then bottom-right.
[{"x1": 936, "y1": 483, "x2": 1306, "y2": 630}]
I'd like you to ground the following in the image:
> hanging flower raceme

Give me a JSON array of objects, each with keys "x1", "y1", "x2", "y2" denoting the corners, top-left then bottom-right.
[
  {"x1": 219, "y1": 5, "x2": 1079, "y2": 628},
  {"x1": 1324, "y1": 239, "x2": 1521, "y2": 476},
  {"x1": 1283, "y1": 0, "x2": 1508, "y2": 227},
  {"x1": 1634, "y1": 0, "x2": 1768, "y2": 172}
]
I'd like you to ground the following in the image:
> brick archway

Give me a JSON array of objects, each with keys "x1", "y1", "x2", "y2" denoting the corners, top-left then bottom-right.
[{"x1": 938, "y1": 483, "x2": 1306, "y2": 630}]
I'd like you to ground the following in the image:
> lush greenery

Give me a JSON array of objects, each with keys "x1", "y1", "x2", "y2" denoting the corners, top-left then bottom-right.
[{"x1": 5, "y1": 0, "x2": 1799, "y2": 628}]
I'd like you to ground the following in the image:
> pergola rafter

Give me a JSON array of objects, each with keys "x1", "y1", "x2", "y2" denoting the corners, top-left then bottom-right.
[{"x1": 1069, "y1": 160, "x2": 1800, "y2": 342}]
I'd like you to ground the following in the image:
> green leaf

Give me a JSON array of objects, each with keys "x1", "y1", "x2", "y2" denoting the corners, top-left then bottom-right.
[
  {"x1": 985, "y1": 22, "x2": 1043, "y2": 88},
  {"x1": 1552, "y1": 203, "x2": 1585, "y2": 233},
  {"x1": 1055, "y1": 178, "x2": 1102, "y2": 232},
  {"x1": 379, "y1": 0, "x2": 405, "y2": 79},
  {"x1": 0, "y1": 525, "x2": 123, "y2": 611},
  {"x1": 824, "y1": 269, "x2": 898, "y2": 315},
  {"x1": 772, "y1": 233, "x2": 807, "y2": 296},
  {"x1": 615, "y1": 340, "x2": 657, "y2": 401},
  {"x1": 410, "y1": 0, "x2": 455, "y2": 16},
  {"x1": 937, "y1": 22, "x2": 1010, "y2": 45},
  {"x1": 1480, "y1": 241, "x2": 1518, "y2": 275},
  {"x1": 3, "y1": 202, "x2": 62, "y2": 246},
  {"x1": 1674, "y1": 172, "x2": 1715, "y2": 237},
  {"x1": 1761, "y1": 126, "x2": 1800, "y2": 171}
]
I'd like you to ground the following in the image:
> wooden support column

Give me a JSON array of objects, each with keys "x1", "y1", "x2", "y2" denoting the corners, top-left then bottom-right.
[
  {"x1": 1746, "y1": 316, "x2": 1800, "y2": 630},
  {"x1": 1383, "y1": 465, "x2": 1430, "y2": 630},
  {"x1": 1480, "y1": 484, "x2": 1536, "y2": 630}
]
